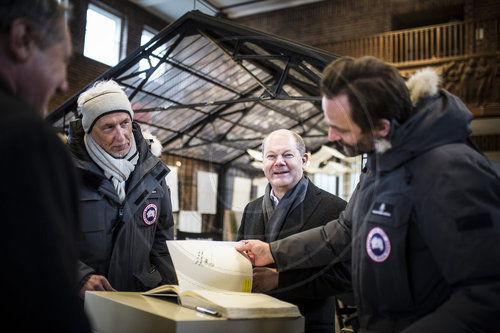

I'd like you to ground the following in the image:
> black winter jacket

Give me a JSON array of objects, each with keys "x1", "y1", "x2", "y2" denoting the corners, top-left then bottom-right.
[
  {"x1": 68, "y1": 120, "x2": 176, "y2": 291},
  {"x1": 269, "y1": 70, "x2": 500, "y2": 332}
]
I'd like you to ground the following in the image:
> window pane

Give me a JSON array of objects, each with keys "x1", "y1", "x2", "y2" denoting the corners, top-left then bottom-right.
[
  {"x1": 83, "y1": 4, "x2": 122, "y2": 66},
  {"x1": 313, "y1": 173, "x2": 338, "y2": 196},
  {"x1": 141, "y1": 29, "x2": 155, "y2": 46}
]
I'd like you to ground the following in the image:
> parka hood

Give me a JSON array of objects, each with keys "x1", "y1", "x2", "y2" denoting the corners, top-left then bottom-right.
[{"x1": 373, "y1": 68, "x2": 473, "y2": 173}]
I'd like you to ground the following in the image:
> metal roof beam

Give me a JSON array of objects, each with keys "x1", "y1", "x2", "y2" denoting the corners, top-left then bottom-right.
[
  {"x1": 136, "y1": 119, "x2": 257, "y2": 154},
  {"x1": 222, "y1": 109, "x2": 326, "y2": 165},
  {"x1": 128, "y1": 32, "x2": 186, "y2": 101},
  {"x1": 159, "y1": 77, "x2": 272, "y2": 147},
  {"x1": 163, "y1": 57, "x2": 242, "y2": 96},
  {"x1": 199, "y1": 29, "x2": 277, "y2": 98}
]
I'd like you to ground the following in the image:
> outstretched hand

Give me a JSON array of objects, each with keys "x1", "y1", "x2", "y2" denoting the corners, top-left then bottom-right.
[{"x1": 236, "y1": 240, "x2": 274, "y2": 267}]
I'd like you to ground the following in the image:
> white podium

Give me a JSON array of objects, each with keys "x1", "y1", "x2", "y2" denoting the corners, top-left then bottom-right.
[{"x1": 85, "y1": 291, "x2": 304, "y2": 333}]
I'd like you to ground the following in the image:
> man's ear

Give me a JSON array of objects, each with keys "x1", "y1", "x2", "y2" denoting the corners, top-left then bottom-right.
[
  {"x1": 8, "y1": 18, "x2": 36, "y2": 62},
  {"x1": 376, "y1": 119, "x2": 391, "y2": 138},
  {"x1": 302, "y1": 152, "x2": 309, "y2": 168}
]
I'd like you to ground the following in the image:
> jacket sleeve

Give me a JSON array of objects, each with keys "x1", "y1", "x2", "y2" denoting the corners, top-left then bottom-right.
[
  {"x1": 150, "y1": 179, "x2": 177, "y2": 284},
  {"x1": 402, "y1": 147, "x2": 500, "y2": 332},
  {"x1": 269, "y1": 188, "x2": 355, "y2": 272},
  {"x1": 274, "y1": 192, "x2": 352, "y2": 298},
  {"x1": 77, "y1": 260, "x2": 96, "y2": 284},
  {"x1": 276, "y1": 260, "x2": 352, "y2": 298}
]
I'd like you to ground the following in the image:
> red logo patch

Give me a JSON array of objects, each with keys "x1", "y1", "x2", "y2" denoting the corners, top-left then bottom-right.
[{"x1": 142, "y1": 203, "x2": 158, "y2": 225}]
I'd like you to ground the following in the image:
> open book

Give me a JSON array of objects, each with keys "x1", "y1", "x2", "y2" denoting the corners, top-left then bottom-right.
[{"x1": 142, "y1": 240, "x2": 300, "y2": 319}]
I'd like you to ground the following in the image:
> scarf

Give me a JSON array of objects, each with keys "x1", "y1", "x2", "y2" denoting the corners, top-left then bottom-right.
[
  {"x1": 262, "y1": 176, "x2": 309, "y2": 242},
  {"x1": 84, "y1": 133, "x2": 139, "y2": 202}
]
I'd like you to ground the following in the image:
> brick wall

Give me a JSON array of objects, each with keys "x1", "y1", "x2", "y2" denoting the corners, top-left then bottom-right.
[
  {"x1": 236, "y1": 0, "x2": 499, "y2": 51},
  {"x1": 470, "y1": 0, "x2": 500, "y2": 20},
  {"x1": 237, "y1": 0, "x2": 388, "y2": 48}
]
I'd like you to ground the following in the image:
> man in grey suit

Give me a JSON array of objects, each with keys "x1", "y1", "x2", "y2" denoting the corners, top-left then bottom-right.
[{"x1": 237, "y1": 129, "x2": 351, "y2": 333}]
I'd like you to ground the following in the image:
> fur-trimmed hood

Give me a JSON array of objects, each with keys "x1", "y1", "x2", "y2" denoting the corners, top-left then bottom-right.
[
  {"x1": 141, "y1": 131, "x2": 163, "y2": 157},
  {"x1": 406, "y1": 67, "x2": 441, "y2": 105},
  {"x1": 373, "y1": 67, "x2": 474, "y2": 172}
]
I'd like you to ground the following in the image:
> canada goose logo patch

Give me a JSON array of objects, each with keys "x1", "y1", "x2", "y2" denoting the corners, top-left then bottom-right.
[
  {"x1": 366, "y1": 227, "x2": 391, "y2": 263},
  {"x1": 143, "y1": 203, "x2": 158, "y2": 225},
  {"x1": 371, "y1": 202, "x2": 393, "y2": 217}
]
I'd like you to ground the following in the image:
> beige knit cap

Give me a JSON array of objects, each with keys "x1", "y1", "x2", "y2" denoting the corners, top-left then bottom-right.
[{"x1": 80, "y1": 91, "x2": 134, "y2": 133}]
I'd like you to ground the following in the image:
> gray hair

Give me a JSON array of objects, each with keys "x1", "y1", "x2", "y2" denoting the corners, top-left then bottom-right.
[
  {"x1": 261, "y1": 129, "x2": 306, "y2": 156},
  {"x1": 0, "y1": 0, "x2": 70, "y2": 49}
]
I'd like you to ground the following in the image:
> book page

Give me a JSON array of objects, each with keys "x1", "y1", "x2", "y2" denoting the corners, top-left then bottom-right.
[
  {"x1": 166, "y1": 240, "x2": 252, "y2": 293},
  {"x1": 180, "y1": 289, "x2": 301, "y2": 319},
  {"x1": 142, "y1": 284, "x2": 179, "y2": 297}
]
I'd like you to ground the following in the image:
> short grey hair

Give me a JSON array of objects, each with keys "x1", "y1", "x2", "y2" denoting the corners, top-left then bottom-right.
[
  {"x1": 261, "y1": 129, "x2": 306, "y2": 156},
  {"x1": 0, "y1": 0, "x2": 70, "y2": 49}
]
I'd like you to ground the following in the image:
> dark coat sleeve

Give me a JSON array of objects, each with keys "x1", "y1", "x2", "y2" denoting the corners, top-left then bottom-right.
[
  {"x1": 270, "y1": 185, "x2": 355, "y2": 272},
  {"x1": 273, "y1": 190, "x2": 352, "y2": 299},
  {"x1": 0, "y1": 113, "x2": 91, "y2": 332}
]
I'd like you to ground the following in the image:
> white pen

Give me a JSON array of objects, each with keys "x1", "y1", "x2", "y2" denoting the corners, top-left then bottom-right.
[{"x1": 195, "y1": 306, "x2": 221, "y2": 317}]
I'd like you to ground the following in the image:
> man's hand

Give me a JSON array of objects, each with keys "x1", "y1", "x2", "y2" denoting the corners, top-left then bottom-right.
[
  {"x1": 79, "y1": 274, "x2": 116, "y2": 300},
  {"x1": 252, "y1": 267, "x2": 278, "y2": 293},
  {"x1": 236, "y1": 240, "x2": 274, "y2": 266}
]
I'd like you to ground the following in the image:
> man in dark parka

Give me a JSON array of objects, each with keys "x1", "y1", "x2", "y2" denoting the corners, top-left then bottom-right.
[{"x1": 68, "y1": 80, "x2": 176, "y2": 297}]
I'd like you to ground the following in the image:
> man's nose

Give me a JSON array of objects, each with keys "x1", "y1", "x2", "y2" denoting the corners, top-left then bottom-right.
[
  {"x1": 115, "y1": 127, "x2": 127, "y2": 141},
  {"x1": 275, "y1": 155, "x2": 286, "y2": 164},
  {"x1": 328, "y1": 128, "x2": 341, "y2": 142},
  {"x1": 57, "y1": 75, "x2": 69, "y2": 94}
]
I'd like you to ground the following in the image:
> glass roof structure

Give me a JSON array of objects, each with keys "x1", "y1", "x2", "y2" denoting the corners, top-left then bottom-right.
[{"x1": 48, "y1": 10, "x2": 339, "y2": 169}]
